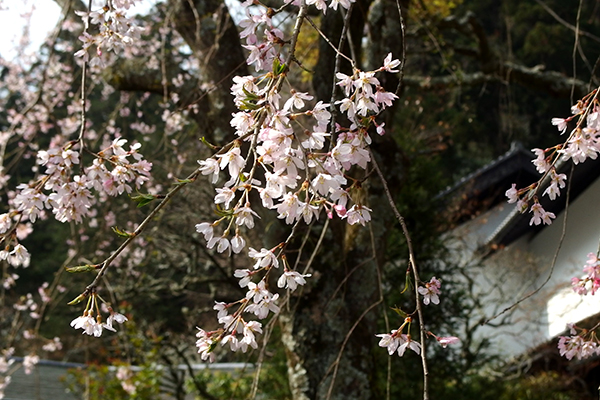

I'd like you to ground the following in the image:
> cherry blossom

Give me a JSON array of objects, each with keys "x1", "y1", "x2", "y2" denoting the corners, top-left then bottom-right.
[
  {"x1": 558, "y1": 335, "x2": 598, "y2": 360},
  {"x1": 346, "y1": 204, "x2": 372, "y2": 226},
  {"x1": 376, "y1": 330, "x2": 400, "y2": 355},
  {"x1": 277, "y1": 270, "x2": 312, "y2": 290},
  {"x1": 531, "y1": 148, "x2": 550, "y2": 174},
  {"x1": 382, "y1": 52, "x2": 401, "y2": 73},
  {"x1": 551, "y1": 117, "x2": 568, "y2": 133},
  {"x1": 70, "y1": 294, "x2": 127, "y2": 336},
  {"x1": 418, "y1": 277, "x2": 441, "y2": 306},
  {"x1": 22, "y1": 355, "x2": 39, "y2": 375},
  {"x1": 529, "y1": 201, "x2": 555, "y2": 226},
  {"x1": 248, "y1": 247, "x2": 279, "y2": 269},
  {"x1": 397, "y1": 334, "x2": 421, "y2": 356},
  {"x1": 505, "y1": 183, "x2": 519, "y2": 204}
]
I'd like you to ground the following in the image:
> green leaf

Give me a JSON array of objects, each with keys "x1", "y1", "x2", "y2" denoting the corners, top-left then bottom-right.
[
  {"x1": 242, "y1": 87, "x2": 260, "y2": 100},
  {"x1": 214, "y1": 204, "x2": 234, "y2": 217},
  {"x1": 400, "y1": 269, "x2": 413, "y2": 294},
  {"x1": 390, "y1": 306, "x2": 408, "y2": 318},
  {"x1": 174, "y1": 178, "x2": 193, "y2": 186},
  {"x1": 130, "y1": 193, "x2": 156, "y2": 208},
  {"x1": 277, "y1": 63, "x2": 287, "y2": 76},
  {"x1": 65, "y1": 264, "x2": 98, "y2": 273},
  {"x1": 200, "y1": 137, "x2": 219, "y2": 150},
  {"x1": 112, "y1": 226, "x2": 133, "y2": 238},
  {"x1": 272, "y1": 57, "x2": 287, "y2": 76},
  {"x1": 240, "y1": 100, "x2": 261, "y2": 111},
  {"x1": 67, "y1": 294, "x2": 86, "y2": 305}
]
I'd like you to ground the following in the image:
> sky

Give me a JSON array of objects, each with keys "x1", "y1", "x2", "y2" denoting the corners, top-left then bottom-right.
[{"x1": 0, "y1": 0, "x2": 160, "y2": 60}]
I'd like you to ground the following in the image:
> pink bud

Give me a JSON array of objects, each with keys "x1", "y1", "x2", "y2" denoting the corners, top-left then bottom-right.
[
  {"x1": 334, "y1": 204, "x2": 346, "y2": 218},
  {"x1": 437, "y1": 336, "x2": 460, "y2": 348}
]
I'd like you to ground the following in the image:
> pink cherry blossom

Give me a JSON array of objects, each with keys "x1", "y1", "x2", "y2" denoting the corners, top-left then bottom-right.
[{"x1": 418, "y1": 277, "x2": 441, "y2": 305}]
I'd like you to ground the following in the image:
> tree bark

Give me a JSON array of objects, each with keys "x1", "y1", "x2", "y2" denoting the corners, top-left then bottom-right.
[
  {"x1": 168, "y1": 0, "x2": 249, "y2": 141},
  {"x1": 277, "y1": 4, "x2": 413, "y2": 398}
]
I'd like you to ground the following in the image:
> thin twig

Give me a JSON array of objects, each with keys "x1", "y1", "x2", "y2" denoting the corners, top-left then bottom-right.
[
  {"x1": 534, "y1": 0, "x2": 600, "y2": 44},
  {"x1": 571, "y1": 0, "x2": 583, "y2": 104},
  {"x1": 249, "y1": 313, "x2": 278, "y2": 399},
  {"x1": 324, "y1": 257, "x2": 375, "y2": 310},
  {"x1": 369, "y1": 223, "x2": 392, "y2": 400},
  {"x1": 324, "y1": 298, "x2": 382, "y2": 400},
  {"x1": 394, "y1": 0, "x2": 406, "y2": 96},
  {"x1": 340, "y1": 7, "x2": 357, "y2": 65},
  {"x1": 304, "y1": 16, "x2": 354, "y2": 66},
  {"x1": 484, "y1": 163, "x2": 574, "y2": 324},
  {"x1": 77, "y1": 0, "x2": 94, "y2": 155},
  {"x1": 369, "y1": 149, "x2": 429, "y2": 400},
  {"x1": 83, "y1": 167, "x2": 202, "y2": 292},
  {"x1": 323, "y1": 222, "x2": 388, "y2": 400},
  {"x1": 326, "y1": 3, "x2": 355, "y2": 152}
]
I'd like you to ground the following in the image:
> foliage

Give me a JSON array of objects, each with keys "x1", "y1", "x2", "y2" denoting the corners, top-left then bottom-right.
[{"x1": 63, "y1": 363, "x2": 162, "y2": 400}]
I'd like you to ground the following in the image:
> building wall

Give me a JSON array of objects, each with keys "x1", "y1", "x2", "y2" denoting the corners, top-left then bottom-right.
[
  {"x1": 451, "y1": 176, "x2": 600, "y2": 359},
  {"x1": 526, "y1": 175, "x2": 600, "y2": 337}
]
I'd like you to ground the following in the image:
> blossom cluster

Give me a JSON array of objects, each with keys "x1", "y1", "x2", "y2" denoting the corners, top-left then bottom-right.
[
  {"x1": 0, "y1": 138, "x2": 151, "y2": 273},
  {"x1": 504, "y1": 92, "x2": 600, "y2": 361},
  {"x1": 191, "y1": 0, "x2": 402, "y2": 360},
  {"x1": 377, "y1": 278, "x2": 459, "y2": 357},
  {"x1": 195, "y1": 248, "x2": 310, "y2": 361},
  {"x1": 0, "y1": 347, "x2": 15, "y2": 400},
  {"x1": 196, "y1": 51, "x2": 399, "y2": 260},
  {"x1": 285, "y1": 0, "x2": 355, "y2": 14},
  {"x1": 571, "y1": 252, "x2": 600, "y2": 295},
  {"x1": 505, "y1": 93, "x2": 600, "y2": 226},
  {"x1": 557, "y1": 324, "x2": 600, "y2": 361},
  {"x1": 562, "y1": 254, "x2": 600, "y2": 358},
  {"x1": 0, "y1": 347, "x2": 42, "y2": 399},
  {"x1": 377, "y1": 328, "x2": 422, "y2": 357},
  {"x1": 116, "y1": 366, "x2": 137, "y2": 395},
  {"x1": 70, "y1": 293, "x2": 128, "y2": 337},
  {"x1": 75, "y1": 0, "x2": 144, "y2": 68}
]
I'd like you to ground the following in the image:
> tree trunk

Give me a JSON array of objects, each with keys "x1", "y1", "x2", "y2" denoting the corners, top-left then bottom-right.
[{"x1": 277, "y1": 3, "x2": 411, "y2": 398}]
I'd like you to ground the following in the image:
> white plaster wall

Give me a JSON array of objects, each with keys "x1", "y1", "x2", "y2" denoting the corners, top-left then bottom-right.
[
  {"x1": 448, "y1": 204, "x2": 547, "y2": 357},
  {"x1": 454, "y1": 176, "x2": 600, "y2": 358},
  {"x1": 527, "y1": 176, "x2": 600, "y2": 337}
]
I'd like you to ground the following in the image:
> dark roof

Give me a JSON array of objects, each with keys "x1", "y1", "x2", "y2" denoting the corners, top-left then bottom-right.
[
  {"x1": 443, "y1": 142, "x2": 600, "y2": 250},
  {"x1": 441, "y1": 142, "x2": 538, "y2": 227}
]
